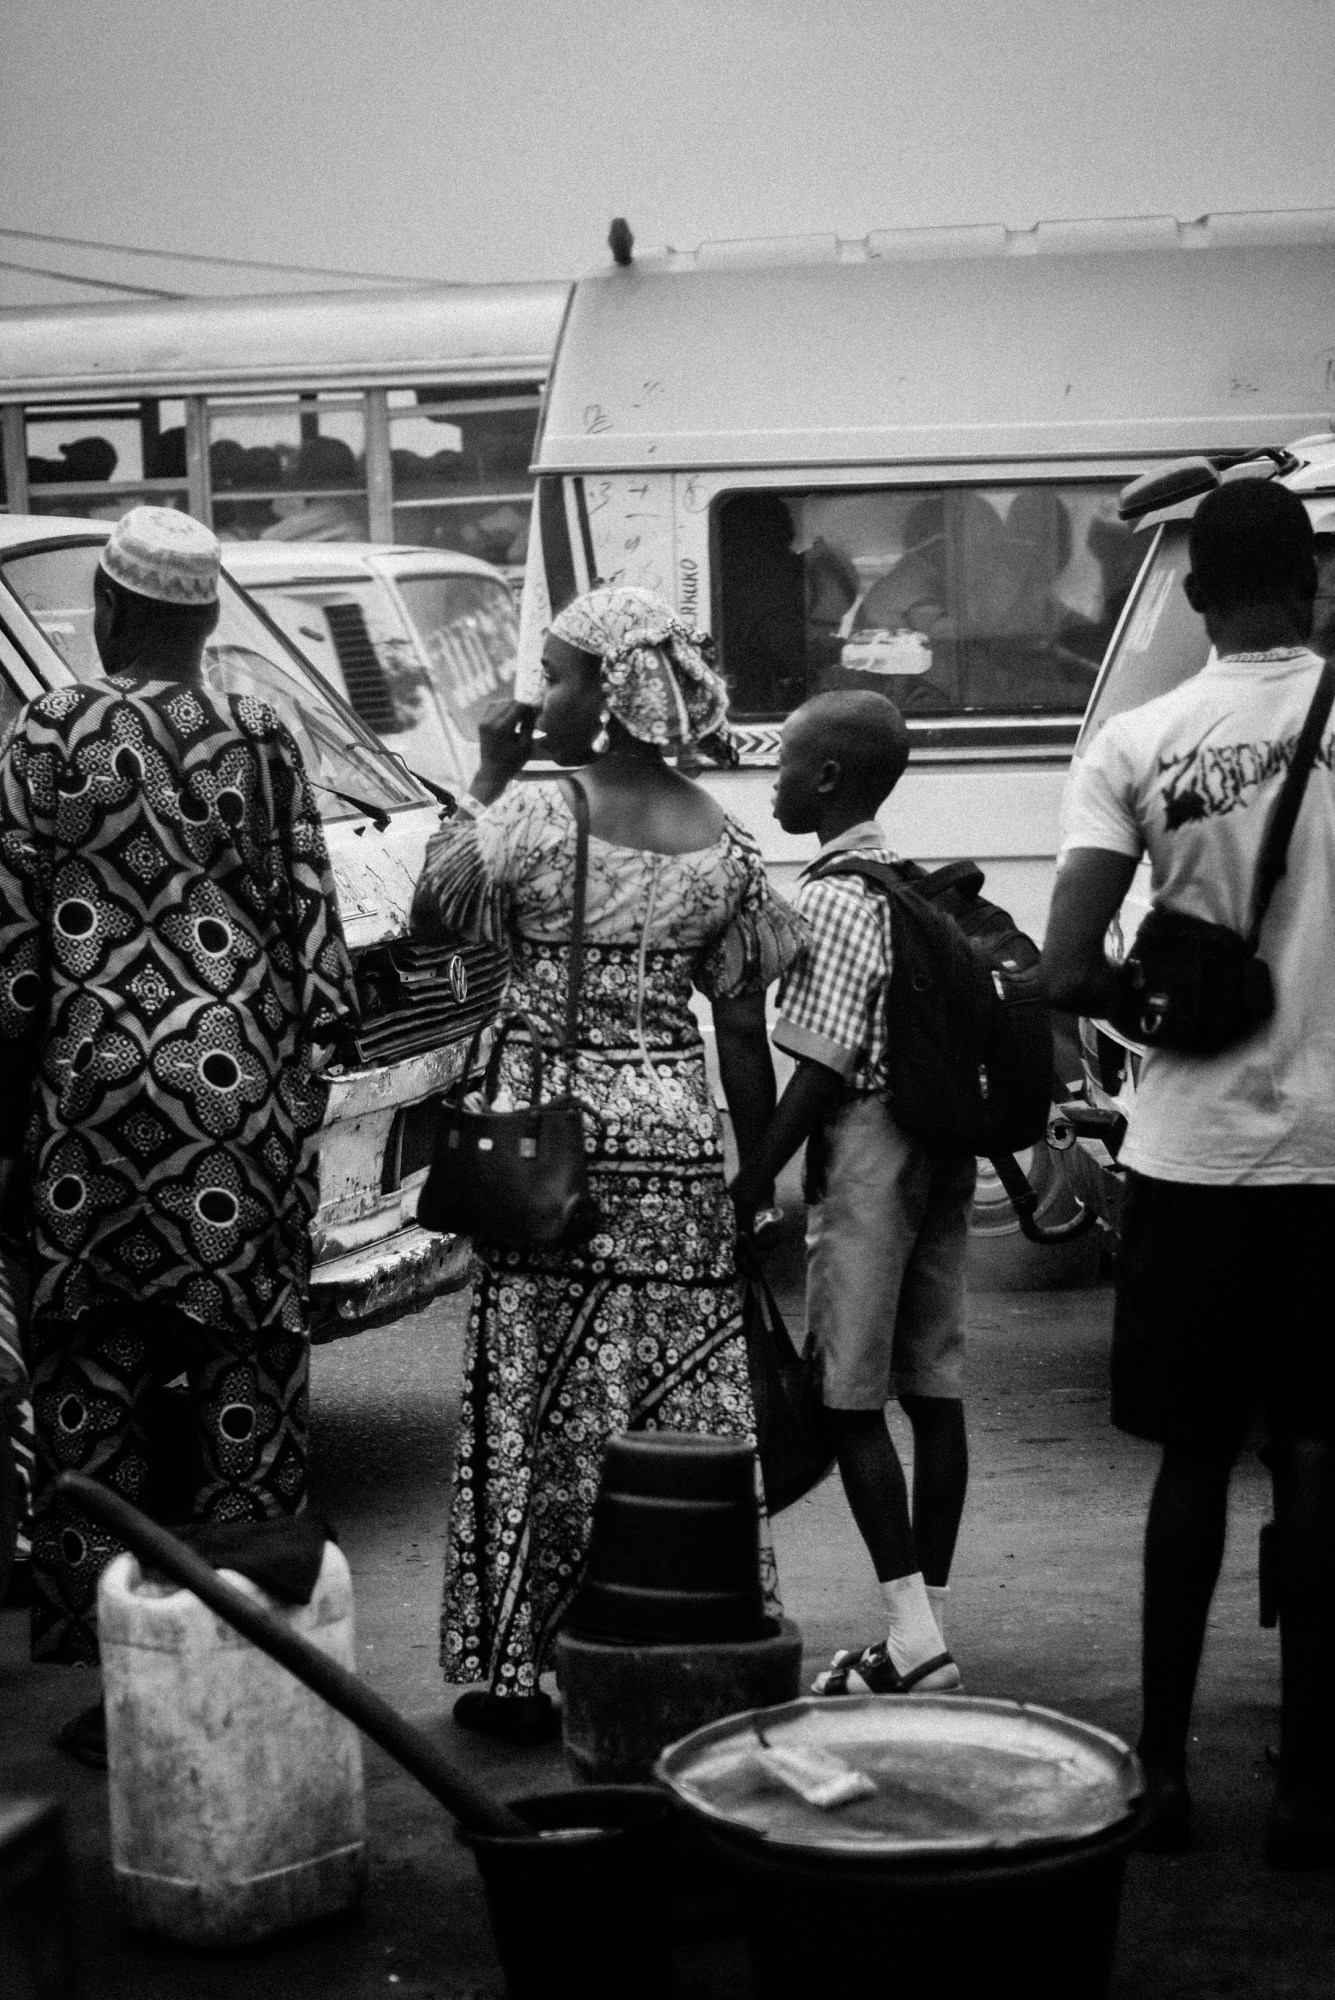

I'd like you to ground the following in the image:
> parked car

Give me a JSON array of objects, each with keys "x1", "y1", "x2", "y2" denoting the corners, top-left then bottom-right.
[
  {"x1": 1054, "y1": 432, "x2": 1335, "y2": 1240},
  {"x1": 0, "y1": 515, "x2": 507, "y2": 1339},
  {"x1": 222, "y1": 543, "x2": 519, "y2": 799}
]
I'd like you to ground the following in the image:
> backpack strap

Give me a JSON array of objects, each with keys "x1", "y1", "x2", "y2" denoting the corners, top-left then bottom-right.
[
  {"x1": 913, "y1": 859, "x2": 985, "y2": 903},
  {"x1": 808, "y1": 854, "x2": 905, "y2": 895},
  {"x1": 1248, "y1": 660, "x2": 1335, "y2": 947}
]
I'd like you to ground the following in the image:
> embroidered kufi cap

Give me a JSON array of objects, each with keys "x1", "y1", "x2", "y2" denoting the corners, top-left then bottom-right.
[{"x1": 99, "y1": 506, "x2": 220, "y2": 606}]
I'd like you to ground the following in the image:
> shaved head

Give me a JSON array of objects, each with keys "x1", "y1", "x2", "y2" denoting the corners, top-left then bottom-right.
[{"x1": 786, "y1": 690, "x2": 910, "y2": 810}]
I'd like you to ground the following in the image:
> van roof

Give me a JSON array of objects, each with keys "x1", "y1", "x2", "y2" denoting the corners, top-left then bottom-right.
[
  {"x1": 537, "y1": 209, "x2": 1335, "y2": 474},
  {"x1": 0, "y1": 281, "x2": 570, "y2": 399}
]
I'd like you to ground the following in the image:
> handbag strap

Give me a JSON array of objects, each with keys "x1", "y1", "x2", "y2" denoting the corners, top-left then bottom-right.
[
  {"x1": 1248, "y1": 659, "x2": 1335, "y2": 947},
  {"x1": 562, "y1": 777, "x2": 591, "y2": 1074}
]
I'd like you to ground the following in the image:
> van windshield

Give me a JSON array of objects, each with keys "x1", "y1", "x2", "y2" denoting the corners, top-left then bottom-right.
[
  {"x1": 394, "y1": 571, "x2": 518, "y2": 740},
  {"x1": 0, "y1": 539, "x2": 424, "y2": 820},
  {"x1": 713, "y1": 480, "x2": 1139, "y2": 722},
  {"x1": 1078, "y1": 521, "x2": 1335, "y2": 752}
]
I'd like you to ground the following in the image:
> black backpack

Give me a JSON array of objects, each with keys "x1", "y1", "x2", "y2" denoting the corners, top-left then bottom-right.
[{"x1": 810, "y1": 854, "x2": 1053, "y2": 1157}]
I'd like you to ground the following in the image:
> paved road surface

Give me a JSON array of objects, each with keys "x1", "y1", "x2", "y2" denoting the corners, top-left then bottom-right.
[{"x1": 3, "y1": 1262, "x2": 1332, "y2": 1997}]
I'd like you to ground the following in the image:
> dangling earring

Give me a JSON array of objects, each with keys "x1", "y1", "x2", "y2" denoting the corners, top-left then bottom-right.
[{"x1": 591, "y1": 711, "x2": 611, "y2": 756}]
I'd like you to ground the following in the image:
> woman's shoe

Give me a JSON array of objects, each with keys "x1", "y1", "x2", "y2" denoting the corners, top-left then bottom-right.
[
  {"x1": 452, "y1": 1689, "x2": 560, "y2": 1746},
  {"x1": 54, "y1": 1700, "x2": 107, "y2": 1769}
]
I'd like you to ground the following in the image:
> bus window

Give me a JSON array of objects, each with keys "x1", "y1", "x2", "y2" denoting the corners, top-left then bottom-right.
[
  {"x1": 388, "y1": 390, "x2": 538, "y2": 571},
  {"x1": 208, "y1": 394, "x2": 369, "y2": 543},
  {"x1": 24, "y1": 399, "x2": 189, "y2": 520},
  {"x1": 713, "y1": 482, "x2": 1139, "y2": 722}
]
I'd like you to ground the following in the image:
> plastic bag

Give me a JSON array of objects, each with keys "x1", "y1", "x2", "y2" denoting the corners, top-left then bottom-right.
[{"x1": 741, "y1": 1265, "x2": 835, "y2": 1514}]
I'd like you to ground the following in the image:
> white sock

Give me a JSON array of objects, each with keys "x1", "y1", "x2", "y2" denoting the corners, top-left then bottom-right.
[
  {"x1": 926, "y1": 1583, "x2": 950, "y2": 1647},
  {"x1": 879, "y1": 1571, "x2": 947, "y2": 1676}
]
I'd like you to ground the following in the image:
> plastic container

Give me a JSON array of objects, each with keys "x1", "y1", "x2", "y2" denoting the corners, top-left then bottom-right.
[
  {"x1": 657, "y1": 1695, "x2": 1147, "y2": 2000},
  {"x1": 98, "y1": 1541, "x2": 367, "y2": 1945},
  {"x1": 464, "y1": 1786, "x2": 674, "y2": 2000},
  {"x1": 566, "y1": 1433, "x2": 771, "y2": 1644}
]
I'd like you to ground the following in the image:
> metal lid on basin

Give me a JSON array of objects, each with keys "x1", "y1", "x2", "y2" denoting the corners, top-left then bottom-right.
[{"x1": 656, "y1": 1696, "x2": 1145, "y2": 1860}]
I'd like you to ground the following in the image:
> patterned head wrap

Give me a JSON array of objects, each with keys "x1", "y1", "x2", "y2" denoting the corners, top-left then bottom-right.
[{"x1": 549, "y1": 586, "x2": 735, "y2": 761}]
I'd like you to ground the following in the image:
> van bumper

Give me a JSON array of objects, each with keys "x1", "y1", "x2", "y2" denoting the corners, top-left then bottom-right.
[{"x1": 309, "y1": 1222, "x2": 474, "y2": 1343}]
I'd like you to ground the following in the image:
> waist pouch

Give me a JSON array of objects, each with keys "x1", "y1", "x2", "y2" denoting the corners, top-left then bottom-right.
[{"x1": 1110, "y1": 907, "x2": 1274, "y2": 1055}]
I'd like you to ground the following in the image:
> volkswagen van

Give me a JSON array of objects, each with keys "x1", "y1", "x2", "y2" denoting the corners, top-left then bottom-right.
[
  {"x1": 0, "y1": 516, "x2": 503, "y2": 1338},
  {"x1": 517, "y1": 210, "x2": 1335, "y2": 1278}
]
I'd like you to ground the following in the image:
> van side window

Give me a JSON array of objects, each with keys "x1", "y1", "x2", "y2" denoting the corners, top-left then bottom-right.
[{"x1": 714, "y1": 484, "x2": 1139, "y2": 722}]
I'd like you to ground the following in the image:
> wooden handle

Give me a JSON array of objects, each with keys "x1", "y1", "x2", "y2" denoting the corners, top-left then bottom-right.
[{"x1": 57, "y1": 1473, "x2": 529, "y2": 1840}]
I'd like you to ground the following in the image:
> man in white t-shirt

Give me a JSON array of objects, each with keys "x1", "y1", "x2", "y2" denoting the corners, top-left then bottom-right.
[{"x1": 1044, "y1": 478, "x2": 1335, "y2": 1867}]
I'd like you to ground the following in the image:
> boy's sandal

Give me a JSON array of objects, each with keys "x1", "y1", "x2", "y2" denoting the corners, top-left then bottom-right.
[{"x1": 811, "y1": 1640, "x2": 961, "y2": 1697}]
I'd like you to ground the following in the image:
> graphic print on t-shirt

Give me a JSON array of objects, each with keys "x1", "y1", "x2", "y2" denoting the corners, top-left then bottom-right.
[{"x1": 1158, "y1": 719, "x2": 1335, "y2": 828}]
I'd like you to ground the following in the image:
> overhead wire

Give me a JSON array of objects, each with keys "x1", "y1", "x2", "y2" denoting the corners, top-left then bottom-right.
[
  {"x1": 0, "y1": 257, "x2": 182, "y2": 298},
  {"x1": 0, "y1": 225, "x2": 439, "y2": 287}
]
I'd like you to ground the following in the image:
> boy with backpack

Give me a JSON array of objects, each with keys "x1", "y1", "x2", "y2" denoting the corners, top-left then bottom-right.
[{"x1": 731, "y1": 690, "x2": 976, "y2": 1694}]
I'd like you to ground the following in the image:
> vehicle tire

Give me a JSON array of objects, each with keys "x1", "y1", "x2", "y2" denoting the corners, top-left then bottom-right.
[{"x1": 967, "y1": 1141, "x2": 1103, "y2": 1292}]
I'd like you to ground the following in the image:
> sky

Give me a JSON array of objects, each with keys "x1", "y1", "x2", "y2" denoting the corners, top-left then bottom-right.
[{"x1": 4, "y1": 0, "x2": 1335, "y2": 307}]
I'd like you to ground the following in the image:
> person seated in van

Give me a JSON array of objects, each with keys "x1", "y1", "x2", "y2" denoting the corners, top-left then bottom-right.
[
  {"x1": 731, "y1": 689, "x2": 974, "y2": 1696},
  {"x1": 847, "y1": 494, "x2": 1008, "y2": 712},
  {"x1": 718, "y1": 492, "x2": 808, "y2": 716},
  {"x1": 1043, "y1": 479, "x2": 1335, "y2": 1864}
]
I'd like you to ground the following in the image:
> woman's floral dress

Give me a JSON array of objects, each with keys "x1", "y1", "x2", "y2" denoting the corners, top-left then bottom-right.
[{"x1": 411, "y1": 780, "x2": 804, "y2": 1698}]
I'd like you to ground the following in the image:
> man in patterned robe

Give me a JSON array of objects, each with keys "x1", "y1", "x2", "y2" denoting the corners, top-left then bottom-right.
[{"x1": 0, "y1": 508, "x2": 357, "y2": 1734}]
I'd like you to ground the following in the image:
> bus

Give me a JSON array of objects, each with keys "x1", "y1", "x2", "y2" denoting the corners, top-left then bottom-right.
[{"x1": 0, "y1": 280, "x2": 568, "y2": 578}]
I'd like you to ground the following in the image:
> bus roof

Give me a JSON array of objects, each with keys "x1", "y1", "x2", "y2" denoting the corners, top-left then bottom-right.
[
  {"x1": 0, "y1": 281, "x2": 571, "y2": 399},
  {"x1": 536, "y1": 209, "x2": 1335, "y2": 474}
]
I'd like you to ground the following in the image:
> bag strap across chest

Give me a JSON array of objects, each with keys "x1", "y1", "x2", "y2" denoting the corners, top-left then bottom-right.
[{"x1": 1248, "y1": 659, "x2": 1335, "y2": 947}]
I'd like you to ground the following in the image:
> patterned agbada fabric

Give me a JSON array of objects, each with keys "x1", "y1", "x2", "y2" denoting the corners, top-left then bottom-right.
[
  {"x1": 413, "y1": 781, "x2": 805, "y2": 1698},
  {"x1": 0, "y1": 675, "x2": 357, "y2": 1333}
]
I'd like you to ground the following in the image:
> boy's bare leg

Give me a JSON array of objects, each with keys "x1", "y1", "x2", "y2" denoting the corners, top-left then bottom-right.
[
  {"x1": 900, "y1": 1392, "x2": 968, "y2": 1588},
  {"x1": 820, "y1": 1407, "x2": 959, "y2": 1690},
  {"x1": 827, "y1": 1408, "x2": 917, "y2": 1580}
]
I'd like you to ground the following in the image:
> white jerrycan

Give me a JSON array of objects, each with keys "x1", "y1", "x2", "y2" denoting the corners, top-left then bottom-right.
[{"x1": 98, "y1": 1539, "x2": 367, "y2": 1945}]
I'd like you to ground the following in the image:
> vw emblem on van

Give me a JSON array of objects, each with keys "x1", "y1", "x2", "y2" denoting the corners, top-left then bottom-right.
[{"x1": 447, "y1": 955, "x2": 469, "y2": 1003}]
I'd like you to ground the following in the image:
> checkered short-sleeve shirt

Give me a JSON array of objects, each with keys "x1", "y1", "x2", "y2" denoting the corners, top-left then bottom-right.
[{"x1": 774, "y1": 837, "x2": 893, "y2": 1094}]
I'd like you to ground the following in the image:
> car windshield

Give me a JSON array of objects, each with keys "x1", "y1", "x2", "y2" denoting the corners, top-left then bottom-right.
[
  {"x1": 1077, "y1": 519, "x2": 1335, "y2": 752},
  {"x1": 0, "y1": 538, "x2": 424, "y2": 819},
  {"x1": 394, "y1": 571, "x2": 518, "y2": 740}
]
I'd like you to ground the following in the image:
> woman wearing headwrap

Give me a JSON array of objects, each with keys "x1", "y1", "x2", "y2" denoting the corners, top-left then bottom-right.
[{"x1": 412, "y1": 586, "x2": 805, "y2": 1742}]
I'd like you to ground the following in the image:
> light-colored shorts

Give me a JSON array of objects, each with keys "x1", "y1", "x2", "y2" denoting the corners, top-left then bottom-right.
[{"x1": 807, "y1": 1094, "x2": 976, "y2": 1410}]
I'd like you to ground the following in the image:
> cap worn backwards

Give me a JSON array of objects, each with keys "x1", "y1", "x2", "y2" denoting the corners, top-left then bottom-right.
[{"x1": 99, "y1": 506, "x2": 221, "y2": 607}]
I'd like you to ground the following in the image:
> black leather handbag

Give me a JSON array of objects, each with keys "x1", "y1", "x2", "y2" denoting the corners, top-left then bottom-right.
[
  {"x1": 416, "y1": 779, "x2": 596, "y2": 1250},
  {"x1": 1110, "y1": 660, "x2": 1335, "y2": 1055}
]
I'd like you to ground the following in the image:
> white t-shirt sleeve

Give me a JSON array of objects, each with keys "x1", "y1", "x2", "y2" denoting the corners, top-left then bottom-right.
[{"x1": 1059, "y1": 723, "x2": 1145, "y2": 862}]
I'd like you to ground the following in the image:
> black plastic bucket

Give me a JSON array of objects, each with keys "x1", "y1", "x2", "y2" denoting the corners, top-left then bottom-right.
[
  {"x1": 688, "y1": 1813, "x2": 1140, "y2": 1999},
  {"x1": 464, "y1": 1785, "x2": 674, "y2": 2000},
  {"x1": 657, "y1": 1695, "x2": 1148, "y2": 2000}
]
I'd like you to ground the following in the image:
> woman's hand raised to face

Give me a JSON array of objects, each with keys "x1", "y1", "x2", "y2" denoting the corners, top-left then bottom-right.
[{"x1": 471, "y1": 700, "x2": 541, "y2": 806}]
